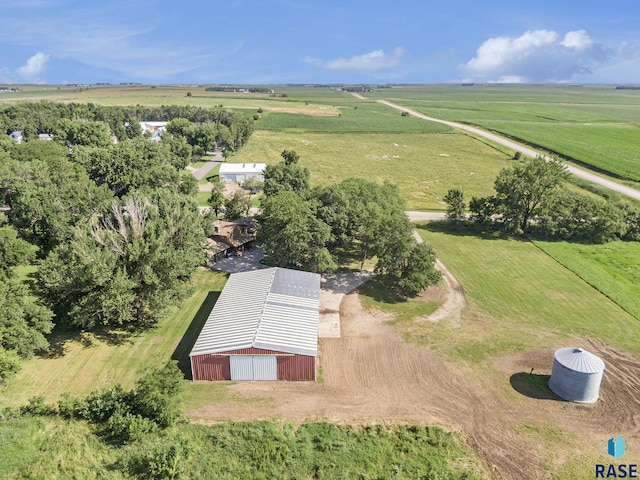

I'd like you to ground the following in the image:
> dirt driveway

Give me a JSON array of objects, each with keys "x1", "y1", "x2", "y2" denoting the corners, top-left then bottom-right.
[{"x1": 188, "y1": 291, "x2": 640, "y2": 479}]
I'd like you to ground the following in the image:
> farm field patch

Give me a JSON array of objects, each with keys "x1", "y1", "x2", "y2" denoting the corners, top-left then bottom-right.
[
  {"x1": 368, "y1": 84, "x2": 640, "y2": 182},
  {"x1": 231, "y1": 130, "x2": 513, "y2": 211}
]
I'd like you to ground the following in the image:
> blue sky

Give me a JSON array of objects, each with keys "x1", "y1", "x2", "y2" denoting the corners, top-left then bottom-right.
[{"x1": 1, "y1": 0, "x2": 639, "y2": 84}]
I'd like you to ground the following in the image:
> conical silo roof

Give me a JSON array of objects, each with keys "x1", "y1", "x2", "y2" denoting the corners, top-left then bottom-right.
[{"x1": 554, "y1": 347, "x2": 605, "y2": 374}]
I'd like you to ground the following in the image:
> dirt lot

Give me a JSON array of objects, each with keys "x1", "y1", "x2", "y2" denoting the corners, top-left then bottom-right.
[{"x1": 188, "y1": 294, "x2": 640, "y2": 479}]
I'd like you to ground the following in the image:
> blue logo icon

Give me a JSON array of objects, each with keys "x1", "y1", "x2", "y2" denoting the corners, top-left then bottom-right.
[{"x1": 608, "y1": 436, "x2": 626, "y2": 459}]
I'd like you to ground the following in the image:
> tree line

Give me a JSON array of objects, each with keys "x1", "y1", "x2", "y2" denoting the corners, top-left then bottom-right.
[
  {"x1": 0, "y1": 101, "x2": 254, "y2": 153},
  {"x1": 256, "y1": 151, "x2": 441, "y2": 296},
  {"x1": 444, "y1": 155, "x2": 640, "y2": 244}
]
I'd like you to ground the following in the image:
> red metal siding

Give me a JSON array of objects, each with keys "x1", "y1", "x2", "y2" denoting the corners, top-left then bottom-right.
[
  {"x1": 192, "y1": 355, "x2": 230, "y2": 381},
  {"x1": 192, "y1": 350, "x2": 316, "y2": 381},
  {"x1": 277, "y1": 355, "x2": 316, "y2": 381}
]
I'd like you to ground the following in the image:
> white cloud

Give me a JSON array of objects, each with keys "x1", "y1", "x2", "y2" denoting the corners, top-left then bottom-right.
[
  {"x1": 305, "y1": 47, "x2": 406, "y2": 73},
  {"x1": 459, "y1": 29, "x2": 613, "y2": 82},
  {"x1": 16, "y1": 52, "x2": 49, "y2": 83},
  {"x1": 561, "y1": 30, "x2": 593, "y2": 50}
]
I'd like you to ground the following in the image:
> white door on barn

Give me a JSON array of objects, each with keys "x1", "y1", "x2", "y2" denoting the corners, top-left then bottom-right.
[
  {"x1": 252, "y1": 356, "x2": 277, "y2": 381},
  {"x1": 229, "y1": 355, "x2": 277, "y2": 380},
  {"x1": 229, "y1": 356, "x2": 253, "y2": 380}
]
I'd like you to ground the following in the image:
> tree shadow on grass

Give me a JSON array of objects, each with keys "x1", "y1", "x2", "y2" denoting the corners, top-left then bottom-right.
[
  {"x1": 418, "y1": 220, "x2": 512, "y2": 241},
  {"x1": 510, "y1": 372, "x2": 564, "y2": 401},
  {"x1": 172, "y1": 291, "x2": 220, "y2": 380},
  {"x1": 357, "y1": 275, "x2": 406, "y2": 305},
  {"x1": 38, "y1": 324, "x2": 137, "y2": 359}
]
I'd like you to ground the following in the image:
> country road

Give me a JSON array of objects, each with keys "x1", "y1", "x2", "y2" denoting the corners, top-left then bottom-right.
[{"x1": 376, "y1": 99, "x2": 640, "y2": 202}]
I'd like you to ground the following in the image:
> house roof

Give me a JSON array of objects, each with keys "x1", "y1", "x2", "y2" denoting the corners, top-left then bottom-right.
[
  {"x1": 219, "y1": 163, "x2": 266, "y2": 175},
  {"x1": 189, "y1": 267, "x2": 320, "y2": 357}
]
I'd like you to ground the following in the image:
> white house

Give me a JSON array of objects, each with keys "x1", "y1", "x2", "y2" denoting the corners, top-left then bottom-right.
[
  {"x1": 218, "y1": 163, "x2": 266, "y2": 183},
  {"x1": 9, "y1": 131, "x2": 23, "y2": 144},
  {"x1": 139, "y1": 121, "x2": 168, "y2": 134}
]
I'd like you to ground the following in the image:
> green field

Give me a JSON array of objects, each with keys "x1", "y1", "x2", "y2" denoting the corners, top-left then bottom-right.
[
  {"x1": 533, "y1": 240, "x2": 640, "y2": 321},
  {"x1": 0, "y1": 268, "x2": 228, "y2": 408},
  {"x1": 232, "y1": 130, "x2": 514, "y2": 211},
  {"x1": 409, "y1": 224, "x2": 640, "y2": 362},
  {"x1": 257, "y1": 101, "x2": 453, "y2": 133},
  {"x1": 367, "y1": 84, "x2": 640, "y2": 182}
]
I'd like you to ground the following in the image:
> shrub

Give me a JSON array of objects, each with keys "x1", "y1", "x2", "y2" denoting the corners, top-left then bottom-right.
[
  {"x1": 20, "y1": 395, "x2": 57, "y2": 416},
  {"x1": 57, "y1": 392, "x2": 85, "y2": 419},
  {"x1": 133, "y1": 361, "x2": 184, "y2": 428},
  {"x1": 103, "y1": 411, "x2": 157, "y2": 444},
  {"x1": 80, "y1": 385, "x2": 133, "y2": 423},
  {"x1": 121, "y1": 439, "x2": 191, "y2": 479}
]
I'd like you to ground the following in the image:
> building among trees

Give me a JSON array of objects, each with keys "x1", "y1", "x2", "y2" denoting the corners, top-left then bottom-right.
[
  {"x1": 189, "y1": 267, "x2": 320, "y2": 381},
  {"x1": 219, "y1": 163, "x2": 266, "y2": 183}
]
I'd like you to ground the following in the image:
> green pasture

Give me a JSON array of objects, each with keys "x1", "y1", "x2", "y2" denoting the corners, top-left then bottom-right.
[
  {"x1": 406, "y1": 224, "x2": 640, "y2": 362},
  {"x1": 0, "y1": 268, "x2": 228, "y2": 408},
  {"x1": 367, "y1": 84, "x2": 640, "y2": 182},
  {"x1": 257, "y1": 101, "x2": 453, "y2": 133},
  {"x1": 232, "y1": 130, "x2": 514, "y2": 211},
  {"x1": 533, "y1": 240, "x2": 640, "y2": 321}
]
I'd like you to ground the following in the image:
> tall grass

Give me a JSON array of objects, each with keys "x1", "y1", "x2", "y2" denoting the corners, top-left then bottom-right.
[{"x1": 0, "y1": 416, "x2": 488, "y2": 479}]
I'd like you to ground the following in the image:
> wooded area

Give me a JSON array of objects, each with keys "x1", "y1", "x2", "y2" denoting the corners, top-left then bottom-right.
[{"x1": 0, "y1": 102, "x2": 255, "y2": 384}]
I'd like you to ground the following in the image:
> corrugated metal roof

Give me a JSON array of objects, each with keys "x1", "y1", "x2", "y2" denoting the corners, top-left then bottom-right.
[
  {"x1": 553, "y1": 347, "x2": 605, "y2": 374},
  {"x1": 190, "y1": 267, "x2": 320, "y2": 357},
  {"x1": 219, "y1": 163, "x2": 266, "y2": 174}
]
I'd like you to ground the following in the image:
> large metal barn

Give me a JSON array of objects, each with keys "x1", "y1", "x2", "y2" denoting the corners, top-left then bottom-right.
[{"x1": 189, "y1": 267, "x2": 320, "y2": 381}]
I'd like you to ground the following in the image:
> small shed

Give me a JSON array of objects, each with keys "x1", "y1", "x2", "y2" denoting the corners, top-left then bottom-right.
[
  {"x1": 219, "y1": 163, "x2": 266, "y2": 183},
  {"x1": 548, "y1": 347, "x2": 605, "y2": 403},
  {"x1": 9, "y1": 131, "x2": 23, "y2": 144},
  {"x1": 190, "y1": 267, "x2": 320, "y2": 381}
]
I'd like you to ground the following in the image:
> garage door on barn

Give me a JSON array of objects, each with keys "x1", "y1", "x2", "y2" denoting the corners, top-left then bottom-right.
[{"x1": 230, "y1": 355, "x2": 277, "y2": 381}]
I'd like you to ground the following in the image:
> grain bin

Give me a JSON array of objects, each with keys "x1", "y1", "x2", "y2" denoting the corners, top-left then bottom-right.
[{"x1": 548, "y1": 347, "x2": 605, "y2": 403}]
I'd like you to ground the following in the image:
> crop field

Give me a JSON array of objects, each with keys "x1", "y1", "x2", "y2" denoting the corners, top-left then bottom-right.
[
  {"x1": 367, "y1": 84, "x2": 640, "y2": 182},
  {"x1": 231, "y1": 130, "x2": 513, "y2": 211},
  {"x1": 257, "y1": 101, "x2": 453, "y2": 133},
  {"x1": 533, "y1": 240, "x2": 640, "y2": 322}
]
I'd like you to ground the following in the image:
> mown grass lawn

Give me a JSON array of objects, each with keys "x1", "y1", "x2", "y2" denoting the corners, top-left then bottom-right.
[
  {"x1": 533, "y1": 240, "x2": 640, "y2": 322},
  {"x1": 409, "y1": 224, "x2": 640, "y2": 362},
  {"x1": 233, "y1": 130, "x2": 514, "y2": 211},
  {"x1": 0, "y1": 268, "x2": 228, "y2": 408}
]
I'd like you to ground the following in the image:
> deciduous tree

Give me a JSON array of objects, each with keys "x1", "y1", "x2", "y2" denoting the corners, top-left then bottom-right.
[
  {"x1": 494, "y1": 156, "x2": 568, "y2": 234},
  {"x1": 443, "y1": 188, "x2": 465, "y2": 221}
]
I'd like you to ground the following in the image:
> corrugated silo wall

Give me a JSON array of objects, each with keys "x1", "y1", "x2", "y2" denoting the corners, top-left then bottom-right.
[{"x1": 191, "y1": 347, "x2": 316, "y2": 381}]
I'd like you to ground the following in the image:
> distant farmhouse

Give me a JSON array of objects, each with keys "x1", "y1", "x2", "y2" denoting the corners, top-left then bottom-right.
[
  {"x1": 218, "y1": 163, "x2": 266, "y2": 183},
  {"x1": 189, "y1": 267, "x2": 320, "y2": 381},
  {"x1": 139, "y1": 121, "x2": 168, "y2": 134},
  {"x1": 139, "y1": 121, "x2": 167, "y2": 142}
]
